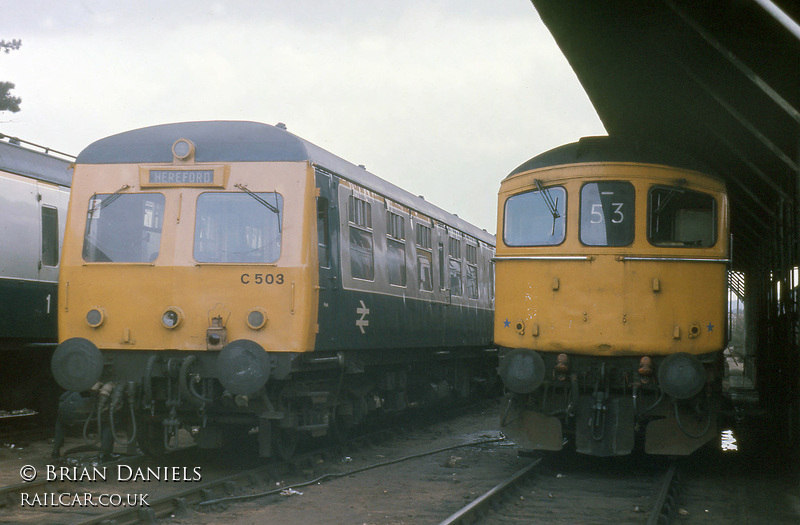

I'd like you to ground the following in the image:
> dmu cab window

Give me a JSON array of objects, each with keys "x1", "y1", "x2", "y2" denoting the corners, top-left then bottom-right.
[
  {"x1": 504, "y1": 185, "x2": 566, "y2": 246},
  {"x1": 82, "y1": 193, "x2": 165, "y2": 263},
  {"x1": 648, "y1": 186, "x2": 716, "y2": 247},
  {"x1": 580, "y1": 181, "x2": 635, "y2": 246},
  {"x1": 194, "y1": 192, "x2": 283, "y2": 263}
]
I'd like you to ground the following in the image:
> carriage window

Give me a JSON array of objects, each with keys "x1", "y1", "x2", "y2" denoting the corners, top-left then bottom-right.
[
  {"x1": 349, "y1": 195, "x2": 374, "y2": 280},
  {"x1": 465, "y1": 242, "x2": 478, "y2": 299},
  {"x1": 438, "y1": 242, "x2": 445, "y2": 290},
  {"x1": 580, "y1": 182, "x2": 635, "y2": 246},
  {"x1": 387, "y1": 239, "x2": 406, "y2": 286},
  {"x1": 416, "y1": 223, "x2": 432, "y2": 250},
  {"x1": 194, "y1": 192, "x2": 283, "y2": 263},
  {"x1": 504, "y1": 186, "x2": 566, "y2": 246},
  {"x1": 386, "y1": 211, "x2": 406, "y2": 286},
  {"x1": 41, "y1": 206, "x2": 59, "y2": 267},
  {"x1": 317, "y1": 198, "x2": 330, "y2": 268},
  {"x1": 416, "y1": 223, "x2": 433, "y2": 291},
  {"x1": 417, "y1": 252, "x2": 433, "y2": 291},
  {"x1": 449, "y1": 236, "x2": 462, "y2": 296},
  {"x1": 83, "y1": 193, "x2": 165, "y2": 263},
  {"x1": 649, "y1": 187, "x2": 716, "y2": 247}
]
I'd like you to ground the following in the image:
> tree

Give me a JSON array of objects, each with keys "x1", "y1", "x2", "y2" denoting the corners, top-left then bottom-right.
[{"x1": 0, "y1": 39, "x2": 22, "y2": 113}]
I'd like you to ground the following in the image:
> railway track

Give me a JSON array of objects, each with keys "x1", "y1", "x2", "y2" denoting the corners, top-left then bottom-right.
[
  {"x1": 440, "y1": 453, "x2": 681, "y2": 525},
  {"x1": 0, "y1": 401, "x2": 505, "y2": 524}
]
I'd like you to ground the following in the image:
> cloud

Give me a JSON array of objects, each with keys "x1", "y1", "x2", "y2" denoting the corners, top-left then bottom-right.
[{"x1": 2, "y1": 0, "x2": 605, "y2": 231}]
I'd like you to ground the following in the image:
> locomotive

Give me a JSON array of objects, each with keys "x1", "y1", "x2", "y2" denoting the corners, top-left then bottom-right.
[
  {"x1": 0, "y1": 135, "x2": 72, "y2": 417},
  {"x1": 50, "y1": 121, "x2": 496, "y2": 457},
  {"x1": 494, "y1": 136, "x2": 728, "y2": 456}
]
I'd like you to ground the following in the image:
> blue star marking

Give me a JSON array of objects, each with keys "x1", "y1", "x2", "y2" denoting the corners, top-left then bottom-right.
[
  {"x1": 707, "y1": 323, "x2": 714, "y2": 332},
  {"x1": 503, "y1": 318, "x2": 510, "y2": 328}
]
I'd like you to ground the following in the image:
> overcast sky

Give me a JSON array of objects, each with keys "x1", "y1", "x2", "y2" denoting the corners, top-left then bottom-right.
[{"x1": 2, "y1": 0, "x2": 605, "y2": 232}]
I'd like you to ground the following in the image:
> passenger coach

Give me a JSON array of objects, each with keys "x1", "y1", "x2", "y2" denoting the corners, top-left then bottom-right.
[
  {"x1": 51, "y1": 121, "x2": 495, "y2": 457},
  {"x1": 0, "y1": 135, "x2": 72, "y2": 416}
]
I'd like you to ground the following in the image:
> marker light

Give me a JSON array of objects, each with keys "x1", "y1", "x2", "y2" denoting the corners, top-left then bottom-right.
[
  {"x1": 555, "y1": 353, "x2": 570, "y2": 374},
  {"x1": 246, "y1": 308, "x2": 268, "y2": 330},
  {"x1": 161, "y1": 307, "x2": 184, "y2": 330},
  {"x1": 172, "y1": 138, "x2": 195, "y2": 160},
  {"x1": 86, "y1": 308, "x2": 106, "y2": 328},
  {"x1": 638, "y1": 356, "x2": 653, "y2": 376}
]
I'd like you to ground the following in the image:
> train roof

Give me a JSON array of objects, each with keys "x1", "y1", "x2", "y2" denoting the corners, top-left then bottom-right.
[
  {"x1": 507, "y1": 136, "x2": 718, "y2": 180},
  {"x1": 0, "y1": 138, "x2": 73, "y2": 187},
  {"x1": 78, "y1": 121, "x2": 495, "y2": 245}
]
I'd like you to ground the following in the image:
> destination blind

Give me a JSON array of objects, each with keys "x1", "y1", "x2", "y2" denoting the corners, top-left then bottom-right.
[{"x1": 148, "y1": 169, "x2": 215, "y2": 184}]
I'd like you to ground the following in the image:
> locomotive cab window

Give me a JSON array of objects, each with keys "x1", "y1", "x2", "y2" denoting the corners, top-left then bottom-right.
[
  {"x1": 580, "y1": 181, "x2": 635, "y2": 247},
  {"x1": 83, "y1": 193, "x2": 165, "y2": 263},
  {"x1": 504, "y1": 185, "x2": 566, "y2": 246},
  {"x1": 194, "y1": 192, "x2": 283, "y2": 263},
  {"x1": 648, "y1": 186, "x2": 716, "y2": 247}
]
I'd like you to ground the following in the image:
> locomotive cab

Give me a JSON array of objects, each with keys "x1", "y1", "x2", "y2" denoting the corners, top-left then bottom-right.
[{"x1": 495, "y1": 137, "x2": 729, "y2": 456}]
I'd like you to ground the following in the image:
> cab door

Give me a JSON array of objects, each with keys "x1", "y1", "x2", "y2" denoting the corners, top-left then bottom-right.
[
  {"x1": 314, "y1": 169, "x2": 342, "y2": 350},
  {"x1": 36, "y1": 181, "x2": 69, "y2": 336}
]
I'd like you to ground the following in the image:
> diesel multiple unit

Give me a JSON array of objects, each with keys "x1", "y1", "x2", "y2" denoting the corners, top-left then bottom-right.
[{"x1": 50, "y1": 121, "x2": 496, "y2": 457}]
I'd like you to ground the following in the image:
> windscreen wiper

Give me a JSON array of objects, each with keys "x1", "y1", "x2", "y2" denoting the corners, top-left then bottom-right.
[
  {"x1": 234, "y1": 183, "x2": 282, "y2": 232},
  {"x1": 88, "y1": 184, "x2": 131, "y2": 218},
  {"x1": 535, "y1": 179, "x2": 560, "y2": 235}
]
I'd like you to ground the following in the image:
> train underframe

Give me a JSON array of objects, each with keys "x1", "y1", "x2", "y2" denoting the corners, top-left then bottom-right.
[
  {"x1": 68, "y1": 347, "x2": 498, "y2": 458},
  {"x1": 499, "y1": 351, "x2": 723, "y2": 456}
]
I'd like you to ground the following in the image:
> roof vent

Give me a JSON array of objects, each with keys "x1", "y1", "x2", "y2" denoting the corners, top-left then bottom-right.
[
  {"x1": 358, "y1": 164, "x2": 366, "y2": 169},
  {"x1": 276, "y1": 122, "x2": 287, "y2": 130}
]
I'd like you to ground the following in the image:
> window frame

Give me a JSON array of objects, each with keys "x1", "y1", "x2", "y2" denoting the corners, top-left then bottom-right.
[
  {"x1": 348, "y1": 194, "x2": 375, "y2": 281},
  {"x1": 193, "y1": 190, "x2": 284, "y2": 264},
  {"x1": 646, "y1": 185, "x2": 718, "y2": 248},
  {"x1": 82, "y1": 192, "x2": 166, "y2": 263},
  {"x1": 503, "y1": 185, "x2": 568, "y2": 247},
  {"x1": 578, "y1": 180, "x2": 636, "y2": 247}
]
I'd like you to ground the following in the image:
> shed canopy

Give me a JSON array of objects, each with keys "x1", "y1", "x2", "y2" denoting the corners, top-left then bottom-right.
[{"x1": 530, "y1": 0, "x2": 800, "y2": 271}]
